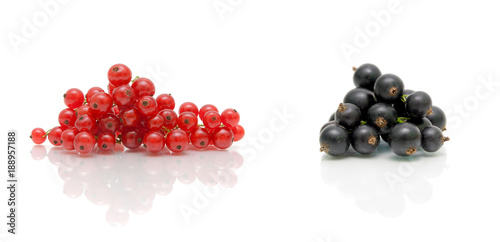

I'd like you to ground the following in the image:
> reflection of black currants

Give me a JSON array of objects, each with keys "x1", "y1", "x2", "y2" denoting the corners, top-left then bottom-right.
[
  {"x1": 388, "y1": 123, "x2": 421, "y2": 156},
  {"x1": 353, "y1": 63, "x2": 382, "y2": 91},
  {"x1": 334, "y1": 103, "x2": 362, "y2": 130},
  {"x1": 343, "y1": 88, "x2": 377, "y2": 118},
  {"x1": 367, "y1": 103, "x2": 398, "y2": 134},
  {"x1": 405, "y1": 91, "x2": 433, "y2": 118},
  {"x1": 408, "y1": 117, "x2": 432, "y2": 132},
  {"x1": 320, "y1": 120, "x2": 339, "y2": 133},
  {"x1": 351, "y1": 125, "x2": 380, "y2": 155},
  {"x1": 421, "y1": 126, "x2": 449, "y2": 152},
  {"x1": 394, "y1": 89, "x2": 414, "y2": 117},
  {"x1": 373, "y1": 74, "x2": 405, "y2": 103},
  {"x1": 426, "y1": 105, "x2": 447, "y2": 130},
  {"x1": 319, "y1": 125, "x2": 350, "y2": 156}
]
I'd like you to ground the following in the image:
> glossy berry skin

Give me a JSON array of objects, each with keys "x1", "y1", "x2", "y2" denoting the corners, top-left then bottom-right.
[
  {"x1": 394, "y1": 89, "x2": 414, "y2": 117},
  {"x1": 75, "y1": 114, "x2": 95, "y2": 132},
  {"x1": 190, "y1": 128, "x2": 210, "y2": 149},
  {"x1": 47, "y1": 126, "x2": 63, "y2": 146},
  {"x1": 212, "y1": 127, "x2": 234, "y2": 149},
  {"x1": 408, "y1": 117, "x2": 432, "y2": 132},
  {"x1": 350, "y1": 125, "x2": 380, "y2": 155},
  {"x1": 121, "y1": 127, "x2": 143, "y2": 149},
  {"x1": 112, "y1": 85, "x2": 136, "y2": 107},
  {"x1": 31, "y1": 128, "x2": 47, "y2": 144},
  {"x1": 131, "y1": 77, "x2": 155, "y2": 97},
  {"x1": 388, "y1": 123, "x2": 421, "y2": 156},
  {"x1": 97, "y1": 133, "x2": 115, "y2": 151},
  {"x1": 343, "y1": 88, "x2": 377, "y2": 118},
  {"x1": 421, "y1": 125, "x2": 448, "y2": 152},
  {"x1": 58, "y1": 108, "x2": 77, "y2": 129},
  {"x1": 179, "y1": 102, "x2": 198, "y2": 116},
  {"x1": 320, "y1": 120, "x2": 339, "y2": 133},
  {"x1": 156, "y1": 94, "x2": 175, "y2": 110},
  {"x1": 74, "y1": 131, "x2": 96, "y2": 154},
  {"x1": 108, "y1": 64, "x2": 132, "y2": 86},
  {"x1": 143, "y1": 131, "x2": 165, "y2": 153},
  {"x1": 90, "y1": 92, "x2": 113, "y2": 118},
  {"x1": 98, "y1": 114, "x2": 120, "y2": 134},
  {"x1": 221, "y1": 109, "x2": 240, "y2": 127},
  {"x1": 319, "y1": 125, "x2": 349, "y2": 156},
  {"x1": 231, "y1": 124, "x2": 245, "y2": 142},
  {"x1": 405, "y1": 91, "x2": 433, "y2": 118},
  {"x1": 165, "y1": 129, "x2": 189, "y2": 153},
  {"x1": 199, "y1": 104, "x2": 219, "y2": 120},
  {"x1": 426, "y1": 105, "x2": 447, "y2": 130},
  {"x1": 61, "y1": 128, "x2": 78, "y2": 150},
  {"x1": 147, "y1": 115, "x2": 164, "y2": 131},
  {"x1": 157, "y1": 109, "x2": 178, "y2": 129},
  {"x1": 334, "y1": 103, "x2": 362, "y2": 130},
  {"x1": 136, "y1": 96, "x2": 157, "y2": 116},
  {"x1": 76, "y1": 104, "x2": 93, "y2": 119},
  {"x1": 107, "y1": 82, "x2": 116, "y2": 95},
  {"x1": 367, "y1": 103, "x2": 398, "y2": 134},
  {"x1": 353, "y1": 63, "x2": 382, "y2": 91},
  {"x1": 86, "y1": 87, "x2": 105, "y2": 102},
  {"x1": 177, "y1": 112, "x2": 198, "y2": 132},
  {"x1": 373, "y1": 74, "x2": 405, "y2": 103},
  {"x1": 203, "y1": 111, "x2": 221, "y2": 129},
  {"x1": 118, "y1": 108, "x2": 140, "y2": 127},
  {"x1": 64, "y1": 88, "x2": 85, "y2": 109}
]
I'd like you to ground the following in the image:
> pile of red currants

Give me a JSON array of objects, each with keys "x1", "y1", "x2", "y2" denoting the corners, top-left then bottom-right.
[
  {"x1": 30, "y1": 64, "x2": 245, "y2": 154},
  {"x1": 320, "y1": 63, "x2": 449, "y2": 157}
]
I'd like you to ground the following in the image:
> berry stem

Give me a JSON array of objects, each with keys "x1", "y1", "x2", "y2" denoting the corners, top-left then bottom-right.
[
  {"x1": 42, "y1": 129, "x2": 51, "y2": 137},
  {"x1": 397, "y1": 117, "x2": 410, "y2": 123},
  {"x1": 400, "y1": 95, "x2": 409, "y2": 102},
  {"x1": 131, "y1": 76, "x2": 140, "y2": 83}
]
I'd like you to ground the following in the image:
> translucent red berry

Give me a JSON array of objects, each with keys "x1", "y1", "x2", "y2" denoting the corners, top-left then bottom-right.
[
  {"x1": 108, "y1": 64, "x2": 132, "y2": 87},
  {"x1": 64, "y1": 88, "x2": 84, "y2": 109},
  {"x1": 30, "y1": 128, "x2": 46, "y2": 144}
]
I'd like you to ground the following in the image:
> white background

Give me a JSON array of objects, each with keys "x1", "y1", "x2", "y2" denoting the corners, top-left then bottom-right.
[{"x1": 1, "y1": 0, "x2": 500, "y2": 241}]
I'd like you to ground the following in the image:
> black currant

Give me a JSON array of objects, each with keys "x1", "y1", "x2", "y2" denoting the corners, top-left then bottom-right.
[
  {"x1": 350, "y1": 125, "x2": 380, "y2": 155},
  {"x1": 394, "y1": 89, "x2": 414, "y2": 117},
  {"x1": 319, "y1": 125, "x2": 350, "y2": 156},
  {"x1": 388, "y1": 123, "x2": 421, "y2": 156},
  {"x1": 421, "y1": 125, "x2": 449, "y2": 152},
  {"x1": 343, "y1": 88, "x2": 377, "y2": 118},
  {"x1": 367, "y1": 103, "x2": 398, "y2": 134},
  {"x1": 320, "y1": 120, "x2": 339, "y2": 133},
  {"x1": 353, "y1": 63, "x2": 382, "y2": 91},
  {"x1": 405, "y1": 91, "x2": 433, "y2": 118},
  {"x1": 408, "y1": 117, "x2": 432, "y2": 132},
  {"x1": 426, "y1": 105, "x2": 447, "y2": 131},
  {"x1": 334, "y1": 103, "x2": 362, "y2": 130},
  {"x1": 373, "y1": 74, "x2": 405, "y2": 103}
]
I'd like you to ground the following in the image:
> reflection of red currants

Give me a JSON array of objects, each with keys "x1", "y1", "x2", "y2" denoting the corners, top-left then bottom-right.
[
  {"x1": 30, "y1": 128, "x2": 47, "y2": 144},
  {"x1": 108, "y1": 64, "x2": 132, "y2": 87}
]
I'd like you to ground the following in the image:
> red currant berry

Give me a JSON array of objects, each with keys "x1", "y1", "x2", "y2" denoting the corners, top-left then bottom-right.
[
  {"x1": 179, "y1": 102, "x2": 198, "y2": 116},
  {"x1": 112, "y1": 84, "x2": 135, "y2": 107},
  {"x1": 48, "y1": 126, "x2": 64, "y2": 146},
  {"x1": 131, "y1": 77, "x2": 155, "y2": 97},
  {"x1": 90, "y1": 92, "x2": 113, "y2": 118},
  {"x1": 30, "y1": 128, "x2": 46, "y2": 144},
  {"x1": 86, "y1": 87, "x2": 105, "y2": 102},
  {"x1": 61, "y1": 128, "x2": 78, "y2": 150},
  {"x1": 58, "y1": 108, "x2": 77, "y2": 129},
  {"x1": 118, "y1": 108, "x2": 140, "y2": 127},
  {"x1": 143, "y1": 131, "x2": 165, "y2": 153},
  {"x1": 199, "y1": 104, "x2": 219, "y2": 120},
  {"x1": 107, "y1": 82, "x2": 116, "y2": 95},
  {"x1": 112, "y1": 106, "x2": 120, "y2": 115},
  {"x1": 165, "y1": 129, "x2": 188, "y2": 153},
  {"x1": 147, "y1": 115, "x2": 164, "y2": 131},
  {"x1": 108, "y1": 64, "x2": 132, "y2": 86},
  {"x1": 76, "y1": 104, "x2": 93, "y2": 119},
  {"x1": 203, "y1": 111, "x2": 221, "y2": 129},
  {"x1": 121, "y1": 127, "x2": 143, "y2": 149},
  {"x1": 156, "y1": 94, "x2": 175, "y2": 110},
  {"x1": 136, "y1": 96, "x2": 157, "y2": 116},
  {"x1": 97, "y1": 133, "x2": 116, "y2": 151},
  {"x1": 74, "y1": 131, "x2": 96, "y2": 154},
  {"x1": 98, "y1": 114, "x2": 120, "y2": 134},
  {"x1": 212, "y1": 127, "x2": 234, "y2": 149},
  {"x1": 190, "y1": 127, "x2": 210, "y2": 149},
  {"x1": 157, "y1": 109, "x2": 178, "y2": 129},
  {"x1": 221, "y1": 109, "x2": 240, "y2": 127},
  {"x1": 231, "y1": 124, "x2": 245, "y2": 141},
  {"x1": 64, "y1": 88, "x2": 84, "y2": 109},
  {"x1": 75, "y1": 114, "x2": 96, "y2": 132},
  {"x1": 177, "y1": 112, "x2": 198, "y2": 132}
]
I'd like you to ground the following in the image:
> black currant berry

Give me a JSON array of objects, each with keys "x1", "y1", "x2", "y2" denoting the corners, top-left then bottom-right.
[
  {"x1": 388, "y1": 123, "x2": 421, "y2": 156},
  {"x1": 334, "y1": 103, "x2": 362, "y2": 130},
  {"x1": 405, "y1": 91, "x2": 433, "y2": 118},
  {"x1": 408, "y1": 117, "x2": 432, "y2": 132},
  {"x1": 320, "y1": 120, "x2": 339, "y2": 133},
  {"x1": 319, "y1": 125, "x2": 350, "y2": 156},
  {"x1": 426, "y1": 105, "x2": 447, "y2": 131},
  {"x1": 394, "y1": 89, "x2": 414, "y2": 117},
  {"x1": 343, "y1": 88, "x2": 377, "y2": 118},
  {"x1": 421, "y1": 125, "x2": 449, "y2": 152},
  {"x1": 350, "y1": 125, "x2": 380, "y2": 155},
  {"x1": 353, "y1": 63, "x2": 382, "y2": 91},
  {"x1": 373, "y1": 74, "x2": 405, "y2": 103},
  {"x1": 367, "y1": 103, "x2": 398, "y2": 134}
]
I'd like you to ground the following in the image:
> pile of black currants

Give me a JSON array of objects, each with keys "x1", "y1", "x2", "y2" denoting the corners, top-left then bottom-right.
[{"x1": 320, "y1": 63, "x2": 449, "y2": 157}]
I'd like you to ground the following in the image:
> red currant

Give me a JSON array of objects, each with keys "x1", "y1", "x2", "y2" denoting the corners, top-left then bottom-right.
[
  {"x1": 112, "y1": 106, "x2": 120, "y2": 115},
  {"x1": 147, "y1": 115, "x2": 164, "y2": 131},
  {"x1": 199, "y1": 104, "x2": 218, "y2": 120},
  {"x1": 157, "y1": 109, "x2": 178, "y2": 129},
  {"x1": 86, "y1": 87, "x2": 105, "y2": 102},
  {"x1": 48, "y1": 126, "x2": 64, "y2": 146},
  {"x1": 212, "y1": 127, "x2": 234, "y2": 149},
  {"x1": 118, "y1": 108, "x2": 140, "y2": 127},
  {"x1": 143, "y1": 131, "x2": 165, "y2": 153},
  {"x1": 112, "y1": 84, "x2": 136, "y2": 107},
  {"x1": 221, "y1": 109, "x2": 240, "y2": 127},
  {"x1": 64, "y1": 88, "x2": 84, "y2": 109},
  {"x1": 165, "y1": 129, "x2": 188, "y2": 153},
  {"x1": 177, "y1": 112, "x2": 198, "y2": 132},
  {"x1": 30, "y1": 128, "x2": 46, "y2": 144},
  {"x1": 136, "y1": 96, "x2": 157, "y2": 116},
  {"x1": 75, "y1": 114, "x2": 96, "y2": 132},
  {"x1": 231, "y1": 124, "x2": 245, "y2": 141},
  {"x1": 61, "y1": 128, "x2": 78, "y2": 150},
  {"x1": 121, "y1": 127, "x2": 143, "y2": 149},
  {"x1": 179, "y1": 102, "x2": 198, "y2": 116},
  {"x1": 58, "y1": 108, "x2": 77, "y2": 129},
  {"x1": 108, "y1": 64, "x2": 132, "y2": 86},
  {"x1": 190, "y1": 127, "x2": 210, "y2": 149},
  {"x1": 90, "y1": 92, "x2": 113, "y2": 118},
  {"x1": 97, "y1": 133, "x2": 116, "y2": 151},
  {"x1": 98, "y1": 114, "x2": 120, "y2": 134},
  {"x1": 203, "y1": 111, "x2": 221, "y2": 129},
  {"x1": 156, "y1": 94, "x2": 175, "y2": 110},
  {"x1": 74, "y1": 131, "x2": 96, "y2": 154},
  {"x1": 131, "y1": 77, "x2": 155, "y2": 97},
  {"x1": 107, "y1": 82, "x2": 116, "y2": 95},
  {"x1": 76, "y1": 104, "x2": 93, "y2": 119}
]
